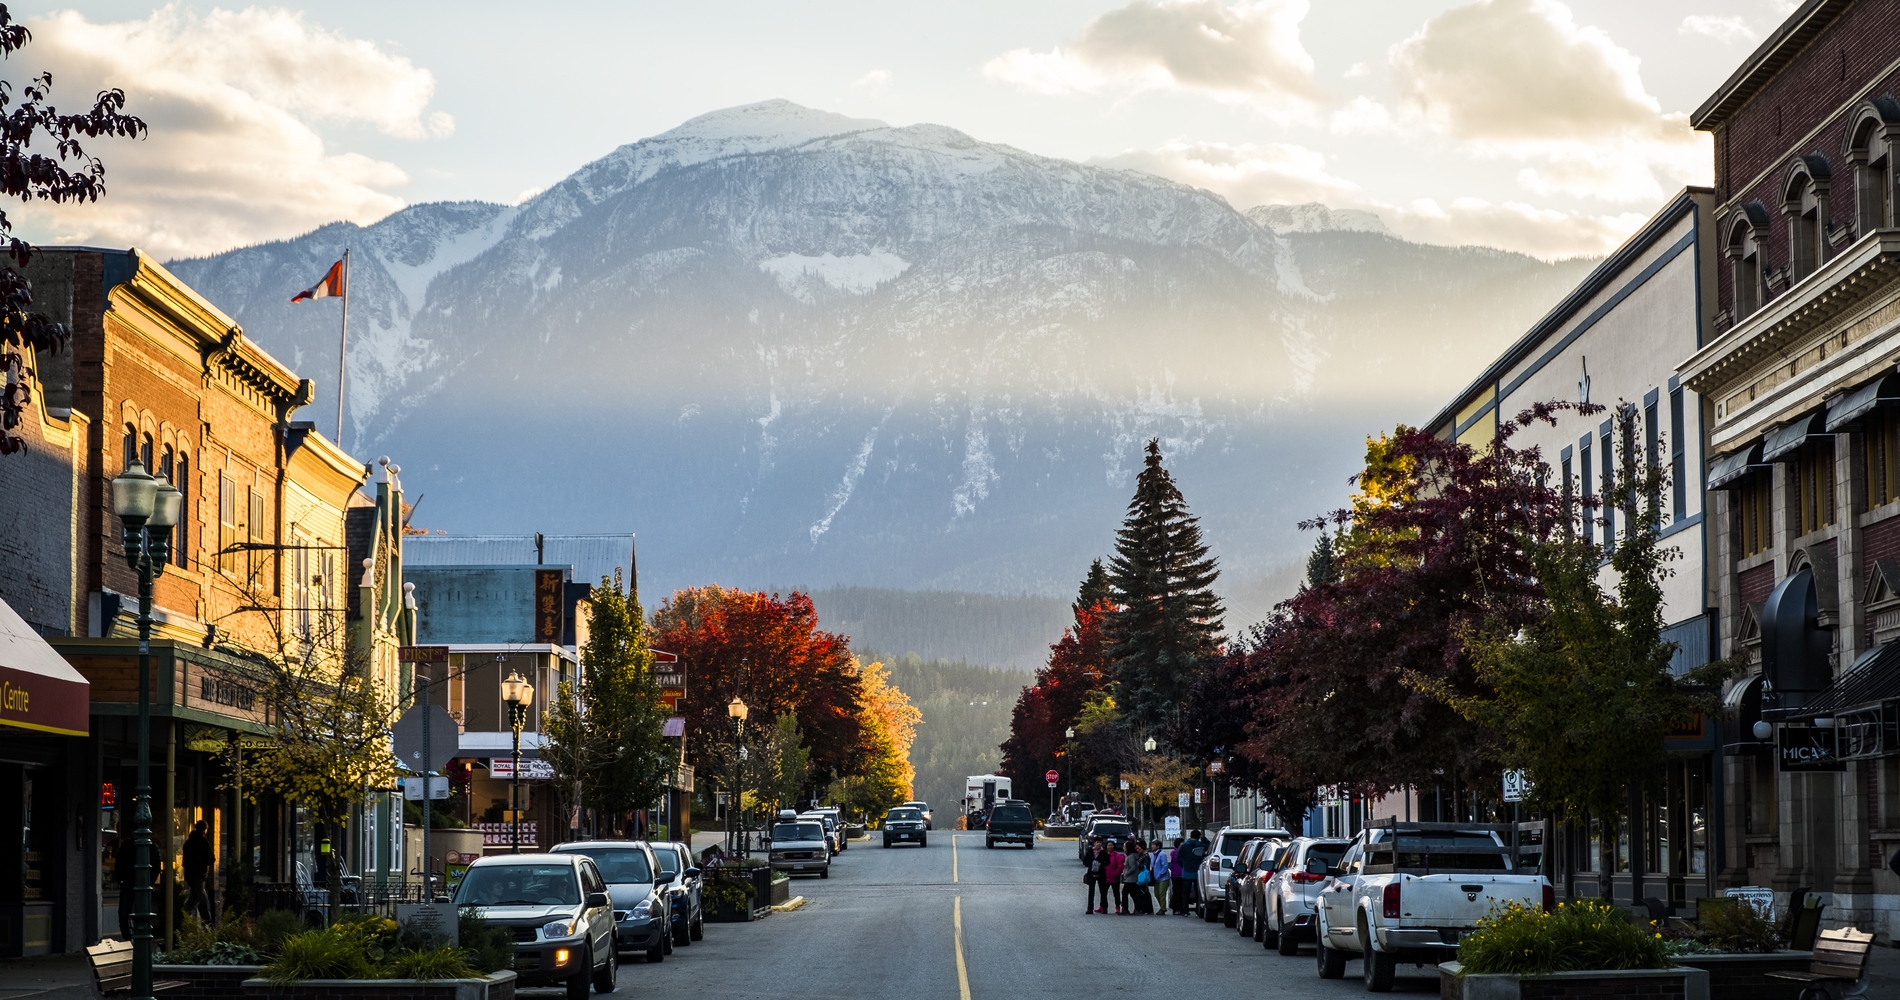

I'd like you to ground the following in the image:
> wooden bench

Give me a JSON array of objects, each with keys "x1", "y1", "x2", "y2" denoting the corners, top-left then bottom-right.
[
  {"x1": 87, "y1": 939, "x2": 186, "y2": 998},
  {"x1": 1765, "y1": 926, "x2": 1874, "y2": 999}
]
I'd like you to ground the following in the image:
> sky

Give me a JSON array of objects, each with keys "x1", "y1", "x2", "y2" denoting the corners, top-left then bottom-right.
[{"x1": 9, "y1": 0, "x2": 1803, "y2": 261}]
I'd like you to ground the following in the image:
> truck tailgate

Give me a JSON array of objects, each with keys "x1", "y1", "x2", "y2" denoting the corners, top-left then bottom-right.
[{"x1": 1393, "y1": 874, "x2": 1544, "y2": 926}]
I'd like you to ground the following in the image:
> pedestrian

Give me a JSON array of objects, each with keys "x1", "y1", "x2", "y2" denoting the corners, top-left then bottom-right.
[
  {"x1": 184, "y1": 820, "x2": 215, "y2": 924},
  {"x1": 1105, "y1": 840, "x2": 1127, "y2": 914},
  {"x1": 1170, "y1": 837, "x2": 1191, "y2": 914},
  {"x1": 1180, "y1": 830, "x2": 1208, "y2": 915},
  {"x1": 1149, "y1": 840, "x2": 1172, "y2": 913},
  {"x1": 1084, "y1": 840, "x2": 1109, "y2": 914},
  {"x1": 111, "y1": 814, "x2": 133, "y2": 939},
  {"x1": 1125, "y1": 841, "x2": 1152, "y2": 914}
]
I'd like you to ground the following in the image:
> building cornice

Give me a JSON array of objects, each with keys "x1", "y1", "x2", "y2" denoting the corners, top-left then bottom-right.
[
  {"x1": 110, "y1": 251, "x2": 312, "y2": 415},
  {"x1": 1692, "y1": 0, "x2": 1849, "y2": 130}
]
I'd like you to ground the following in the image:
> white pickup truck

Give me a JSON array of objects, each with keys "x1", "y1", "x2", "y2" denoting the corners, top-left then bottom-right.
[{"x1": 1313, "y1": 822, "x2": 1551, "y2": 992}]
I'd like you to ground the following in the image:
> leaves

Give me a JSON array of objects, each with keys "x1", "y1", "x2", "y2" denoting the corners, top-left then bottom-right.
[{"x1": 541, "y1": 580, "x2": 674, "y2": 829}]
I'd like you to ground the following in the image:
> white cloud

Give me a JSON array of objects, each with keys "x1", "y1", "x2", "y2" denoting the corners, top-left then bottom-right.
[
  {"x1": 853, "y1": 69, "x2": 892, "y2": 89},
  {"x1": 983, "y1": 0, "x2": 1319, "y2": 118},
  {"x1": 1094, "y1": 140, "x2": 1358, "y2": 208},
  {"x1": 1679, "y1": 14, "x2": 1756, "y2": 45},
  {"x1": 8, "y1": 7, "x2": 452, "y2": 259},
  {"x1": 1372, "y1": 0, "x2": 1710, "y2": 203},
  {"x1": 1385, "y1": 197, "x2": 1649, "y2": 259}
]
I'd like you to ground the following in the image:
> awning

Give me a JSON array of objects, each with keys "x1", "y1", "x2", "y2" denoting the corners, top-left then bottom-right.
[
  {"x1": 1762, "y1": 410, "x2": 1830, "y2": 462},
  {"x1": 1827, "y1": 370, "x2": 1900, "y2": 431},
  {"x1": 0, "y1": 596, "x2": 89, "y2": 736},
  {"x1": 1805, "y1": 642, "x2": 1900, "y2": 717},
  {"x1": 1708, "y1": 441, "x2": 1767, "y2": 490}
]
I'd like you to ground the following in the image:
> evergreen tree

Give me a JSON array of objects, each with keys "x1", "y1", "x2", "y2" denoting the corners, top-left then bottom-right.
[
  {"x1": 1305, "y1": 533, "x2": 1339, "y2": 588},
  {"x1": 1075, "y1": 559, "x2": 1112, "y2": 618},
  {"x1": 1105, "y1": 439, "x2": 1224, "y2": 736}
]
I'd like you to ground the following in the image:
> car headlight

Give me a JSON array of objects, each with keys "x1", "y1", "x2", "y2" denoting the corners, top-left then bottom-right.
[
  {"x1": 629, "y1": 899, "x2": 653, "y2": 918},
  {"x1": 542, "y1": 917, "x2": 580, "y2": 938}
]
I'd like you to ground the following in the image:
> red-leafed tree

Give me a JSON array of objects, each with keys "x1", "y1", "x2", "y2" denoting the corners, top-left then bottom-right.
[
  {"x1": 1001, "y1": 561, "x2": 1115, "y2": 803},
  {"x1": 651, "y1": 586, "x2": 865, "y2": 786}
]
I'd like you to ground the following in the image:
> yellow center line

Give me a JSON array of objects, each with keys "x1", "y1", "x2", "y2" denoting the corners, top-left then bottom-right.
[
  {"x1": 952, "y1": 833, "x2": 959, "y2": 882},
  {"x1": 953, "y1": 895, "x2": 971, "y2": 1000}
]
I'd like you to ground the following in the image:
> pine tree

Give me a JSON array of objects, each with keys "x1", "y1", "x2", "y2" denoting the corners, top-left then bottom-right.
[
  {"x1": 1075, "y1": 559, "x2": 1112, "y2": 618},
  {"x1": 1305, "y1": 533, "x2": 1339, "y2": 588},
  {"x1": 1105, "y1": 439, "x2": 1224, "y2": 736}
]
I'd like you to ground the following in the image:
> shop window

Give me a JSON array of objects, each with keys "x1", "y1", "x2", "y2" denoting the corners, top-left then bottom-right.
[
  {"x1": 1795, "y1": 437, "x2": 1837, "y2": 535},
  {"x1": 1738, "y1": 470, "x2": 1774, "y2": 556},
  {"x1": 1868, "y1": 408, "x2": 1900, "y2": 507}
]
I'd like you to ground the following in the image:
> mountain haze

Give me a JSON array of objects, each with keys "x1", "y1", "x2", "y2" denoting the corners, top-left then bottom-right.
[{"x1": 169, "y1": 100, "x2": 1594, "y2": 605}]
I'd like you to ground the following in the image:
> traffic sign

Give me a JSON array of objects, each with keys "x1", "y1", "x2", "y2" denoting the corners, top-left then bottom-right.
[
  {"x1": 1177, "y1": 792, "x2": 1190, "y2": 808},
  {"x1": 403, "y1": 776, "x2": 449, "y2": 800},
  {"x1": 393, "y1": 705, "x2": 459, "y2": 773},
  {"x1": 1502, "y1": 769, "x2": 1533, "y2": 803},
  {"x1": 1047, "y1": 781, "x2": 1057, "y2": 789},
  {"x1": 1045, "y1": 769, "x2": 1060, "y2": 783}
]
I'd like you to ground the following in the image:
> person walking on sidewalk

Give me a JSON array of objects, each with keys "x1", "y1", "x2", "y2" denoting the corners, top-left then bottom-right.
[
  {"x1": 1105, "y1": 840, "x2": 1127, "y2": 914},
  {"x1": 1084, "y1": 840, "x2": 1109, "y2": 914},
  {"x1": 1149, "y1": 840, "x2": 1172, "y2": 914},
  {"x1": 184, "y1": 820, "x2": 215, "y2": 924},
  {"x1": 1169, "y1": 837, "x2": 1191, "y2": 914},
  {"x1": 1124, "y1": 841, "x2": 1152, "y2": 914}
]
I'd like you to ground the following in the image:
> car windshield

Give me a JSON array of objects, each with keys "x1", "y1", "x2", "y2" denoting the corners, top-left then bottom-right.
[
  {"x1": 455, "y1": 864, "x2": 579, "y2": 907},
  {"x1": 774, "y1": 823, "x2": 825, "y2": 841},
  {"x1": 1091, "y1": 822, "x2": 1132, "y2": 839},
  {"x1": 1302, "y1": 844, "x2": 1349, "y2": 868},
  {"x1": 888, "y1": 809, "x2": 921, "y2": 822},
  {"x1": 994, "y1": 805, "x2": 1030, "y2": 821},
  {"x1": 650, "y1": 846, "x2": 681, "y2": 876},
  {"x1": 1218, "y1": 833, "x2": 1262, "y2": 856},
  {"x1": 561, "y1": 848, "x2": 652, "y2": 884}
]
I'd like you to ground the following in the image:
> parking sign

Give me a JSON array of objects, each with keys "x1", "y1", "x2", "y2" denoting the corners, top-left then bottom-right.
[{"x1": 1502, "y1": 769, "x2": 1532, "y2": 803}]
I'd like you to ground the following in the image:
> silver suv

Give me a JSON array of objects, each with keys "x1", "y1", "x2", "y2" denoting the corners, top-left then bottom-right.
[
  {"x1": 1260, "y1": 836, "x2": 1351, "y2": 955},
  {"x1": 550, "y1": 840, "x2": 671, "y2": 963},
  {"x1": 454, "y1": 853, "x2": 618, "y2": 998},
  {"x1": 1197, "y1": 826, "x2": 1290, "y2": 921},
  {"x1": 769, "y1": 816, "x2": 833, "y2": 878}
]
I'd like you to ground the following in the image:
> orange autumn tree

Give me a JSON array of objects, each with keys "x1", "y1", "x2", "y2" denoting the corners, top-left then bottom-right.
[{"x1": 829, "y1": 658, "x2": 922, "y2": 816}]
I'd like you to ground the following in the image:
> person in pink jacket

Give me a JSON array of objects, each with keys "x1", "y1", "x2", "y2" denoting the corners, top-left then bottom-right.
[{"x1": 1105, "y1": 843, "x2": 1127, "y2": 913}]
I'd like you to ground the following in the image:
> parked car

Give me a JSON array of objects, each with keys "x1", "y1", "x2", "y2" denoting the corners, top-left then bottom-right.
[
  {"x1": 1198, "y1": 826, "x2": 1290, "y2": 921},
  {"x1": 647, "y1": 840, "x2": 704, "y2": 946},
  {"x1": 1314, "y1": 822, "x2": 1551, "y2": 990},
  {"x1": 1226, "y1": 838, "x2": 1287, "y2": 934},
  {"x1": 1260, "y1": 837, "x2": 1352, "y2": 954},
  {"x1": 1076, "y1": 813, "x2": 1134, "y2": 863},
  {"x1": 813, "y1": 806, "x2": 849, "y2": 850},
  {"x1": 884, "y1": 806, "x2": 929, "y2": 847},
  {"x1": 902, "y1": 800, "x2": 933, "y2": 830},
  {"x1": 549, "y1": 840, "x2": 671, "y2": 963},
  {"x1": 453, "y1": 853, "x2": 618, "y2": 997},
  {"x1": 985, "y1": 800, "x2": 1036, "y2": 849},
  {"x1": 769, "y1": 816, "x2": 832, "y2": 878},
  {"x1": 800, "y1": 811, "x2": 842, "y2": 855}
]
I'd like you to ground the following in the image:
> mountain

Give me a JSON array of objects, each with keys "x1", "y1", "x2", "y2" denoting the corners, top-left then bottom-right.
[
  {"x1": 167, "y1": 100, "x2": 1594, "y2": 605},
  {"x1": 1247, "y1": 203, "x2": 1390, "y2": 236},
  {"x1": 805, "y1": 587, "x2": 1072, "y2": 670}
]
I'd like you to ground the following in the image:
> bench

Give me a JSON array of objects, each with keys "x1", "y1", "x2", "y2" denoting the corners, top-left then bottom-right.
[
  {"x1": 87, "y1": 939, "x2": 186, "y2": 998},
  {"x1": 1765, "y1": 926, "x2": 1874, "y2": 999}
]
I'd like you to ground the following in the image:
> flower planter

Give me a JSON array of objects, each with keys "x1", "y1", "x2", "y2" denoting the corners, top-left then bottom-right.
[
  {"x1": 1669, "y1": 952, "x2": 1812, "y2": 1000},
  {"x1": 766, "y1": 873, "x2": 791, "y2": 907},
  {"x1": 240, "y1": 972, "x2": 514, "y2": 1000},
  {"x1": 1438, "y1": 961, "x2": 1709, "y2": 1000},
  {"x1": 153, "y1": 964, "x2": 263, "y2": 1000}
]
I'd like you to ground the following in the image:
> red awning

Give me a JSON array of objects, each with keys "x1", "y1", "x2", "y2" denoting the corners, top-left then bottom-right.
[{"x1": 0, "y1": 596, "x2": 89, "y2": 736}]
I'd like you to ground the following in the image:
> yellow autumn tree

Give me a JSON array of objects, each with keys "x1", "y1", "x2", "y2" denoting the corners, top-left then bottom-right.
[{"x1": 828, "y1": 658, "x2": 922, "y2": 818}]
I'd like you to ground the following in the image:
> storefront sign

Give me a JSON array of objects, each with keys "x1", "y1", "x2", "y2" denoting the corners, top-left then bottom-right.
[
  {"x1": 489, "y1": 757, "x2": 556, "y2": 780},
  {"x1": 398, "y1": 646, "x2": 449, "y2": 664},
  {"x1": 1777, "y1": 725, "x2": 1845, "y2": 771},
  {"x1": 1665, "y1": 712, "x2": 1706, "y2": 740},
  {"x1": 534, "y1": 570, "x2": 564, "y2": 643}
]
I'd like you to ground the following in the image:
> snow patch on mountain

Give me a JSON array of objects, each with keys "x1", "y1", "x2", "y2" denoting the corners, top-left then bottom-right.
[
  {"x1": 1248, "y1": 202, "x2": 1390, "y2": 236},
  {"x1": 761, "y1": 250, "x2": 910, "y2": 302},
  {"x1": 812, "y1": 423, "x2": 883, "y2": 544}
]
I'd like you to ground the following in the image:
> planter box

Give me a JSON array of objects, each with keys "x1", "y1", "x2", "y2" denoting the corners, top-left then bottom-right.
[
  {"x1": 705, "y1": 865, "x2": 785, "y2": 921},
  {"x1": 155, "y1": 965, "x2": 263, "y2": 1000},
  {"x1": 1438, "y1": 961, "x2": 1709, "y2": 1000},
  {"x1": 766, "y1": 873, "x2": 791, "y2": 907},
  {"x1": 1670, "y1": 952, "x2": 1812, "y2": 1000},
  {"x1": 240, "y1": 972, "x2": 514, "y2": 1000}
]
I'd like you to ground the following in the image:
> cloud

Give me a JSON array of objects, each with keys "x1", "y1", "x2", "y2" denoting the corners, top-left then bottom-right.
[
  {"x1": 1679, "y1": 14, "x2": 1756, "y2": 44},
  {"x1": 853, "y1": 69, "x2": 893, "y2": 89},
  {"x1": 1385, "y1": 197, "x2": 1649, "y2": 259},
  {"x1": 7, "y1": 7, "x2": 452, "y2": 259},
  {"x1": 1377, "y1": 0, "x2": 1709, "y2": 203},
  {"x1": 983, "y1": 0, "x2": 1318, "y2": 117},
  {"x1": 1094, "y1": 140, "x2": 1357, "y2": 209}
]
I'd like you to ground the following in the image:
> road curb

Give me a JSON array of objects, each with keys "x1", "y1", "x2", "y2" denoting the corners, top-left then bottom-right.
[{"x1": 771, "y1": 896, "x2": 807, "y2": 912}]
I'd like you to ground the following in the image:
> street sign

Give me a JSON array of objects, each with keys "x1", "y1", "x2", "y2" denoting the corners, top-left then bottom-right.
[
  {"x1": 1047, "y1": 781, "x2": 1057, "y2": 789},
  {"x1": 1177, "y1": 792, "x2": 1190, "y2": 808},
  {"x1": 1164, "y1": 816, "x2": 1181, "y2": 839},
  {"x1": 1502, "y1": 769, "x2": 1532, "y2": 803},
  {"x1": 393, "y1": 705, "x2": 459, "y2": 773},
  {"x1": 403, "y1": 776, "x2": 449, "y2": 800},
  {"x1": 1045, "y1": 769, "x2": 1060, "y2": 783},
  {"x1": 1193, "y1": 788, "x2": 1204, "y2": 804},
  {"x1": 1119, "y1": 779, "x2": 1130, "y2": 790},
  {"x1": 490, "y1": 757, "x2": 556, "y2": 780}
]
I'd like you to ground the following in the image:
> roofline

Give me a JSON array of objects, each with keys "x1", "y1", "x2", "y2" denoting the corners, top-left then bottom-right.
[
  {"x1": 1423, "y1": 188, "x2": 1710, "y2": 437},
  {"x1": 1691, "y1": 0, "x2": 1848, "y2": 130}
]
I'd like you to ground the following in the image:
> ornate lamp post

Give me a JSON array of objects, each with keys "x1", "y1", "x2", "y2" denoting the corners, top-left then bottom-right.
[
  {"x1": 110, "y1": 459, "x2": 180, "y2": 1000},
  {"x1": 501, "y1": 670, "x2": 533, "y2": 853},
  {"x1": 728, "y1": 696, "x2": 748, "y2": 857}
]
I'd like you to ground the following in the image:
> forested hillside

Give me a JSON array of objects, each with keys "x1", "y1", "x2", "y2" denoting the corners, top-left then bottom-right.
[
  {"x1": 812, "y1": 588, "x2": 1071, "y2": 669},
  {"x1": 869, "y1": 651, "x2": 1027, "y2": 819}
]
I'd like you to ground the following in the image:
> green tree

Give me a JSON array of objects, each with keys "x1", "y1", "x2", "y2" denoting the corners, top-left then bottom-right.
[
  {"x1": 1304, "y1": 533, "x2": 1339, "y2": 588},
  {"x1": 1075, "y1": 559, "x2": 1112, "y2": 616},
  {"x1": 1105, "y1": 439, "x2": 1224, "y2": 736},
  {"x1": 760, "y1": 711, "x2": 811, "y2": 814},
  {"x1": 543, "y1": 580, "x2": 674, "y2": 837}
]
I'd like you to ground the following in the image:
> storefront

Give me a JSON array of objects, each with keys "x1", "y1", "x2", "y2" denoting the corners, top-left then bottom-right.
[{"x1": 0, "y1": 596, "x2": 91, "y2": 957}]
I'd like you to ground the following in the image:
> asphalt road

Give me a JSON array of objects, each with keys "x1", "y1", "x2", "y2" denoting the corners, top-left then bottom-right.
[{"x1": 600, "y1": 833, "x2": 1444, "y2": 998}]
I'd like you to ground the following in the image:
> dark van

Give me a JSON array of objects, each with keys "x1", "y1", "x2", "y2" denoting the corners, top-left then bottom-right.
[{"x1": 985, "y1": 801, "x2": 1036, "y2": 849}]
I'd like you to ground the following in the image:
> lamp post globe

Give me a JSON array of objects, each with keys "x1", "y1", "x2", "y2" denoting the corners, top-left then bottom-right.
[
  {"x1": 501, "y1": 670, "x2": 533, "y2": 853},
  {"x1": 1144, "y1": 736, "x2": 1157, "y2": 753},
  {"x1": 727, "y1": 697, "x2": 748, "y2": 855},
  {"x1": 111, "y1": 459, "x2": 158, "y2": 522}
]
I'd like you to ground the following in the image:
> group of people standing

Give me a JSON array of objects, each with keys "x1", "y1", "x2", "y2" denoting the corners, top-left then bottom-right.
[{"x1": 1082, "y1": 829, "x2": 1208, "y2": 916}]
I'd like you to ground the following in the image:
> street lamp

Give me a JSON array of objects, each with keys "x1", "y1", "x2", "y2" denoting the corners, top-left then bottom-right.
[
  {"x1": 728, "y1": 697, "x2": 748, "y2": 857},
  {"x1": 1144, "y1": 736, "x2": 1157, "y2": 753},
  {"x1": 110, "y1": 459, "x2": 179, "y2": 1000},
  {"x1": 1064, "y1": 727, "x2": 1076, "y2": 808},
  {"x1": 501, "y1": 670, "x2": 533, "y2": 854}
]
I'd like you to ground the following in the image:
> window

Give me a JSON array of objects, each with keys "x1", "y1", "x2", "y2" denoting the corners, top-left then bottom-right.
[
  {"x1": 159, "y1": 446, "x2": 176, "y2": 562},
  {"x1": 139, "y1": 433, "x2": 153, "y2": 473},
  {"x1": 218, "y1": 474, "x2": 237, "y2": 572},
  {"x1": 1727, "y1": 213, "x2": 1765, "y2": 318},
  {"x1": 1869, "y1": 408, "x2": 1900, "y2": 507},
  {"x1": 1738, "y1": 471, "x2": 1774, "y2": 556},
  {"x1": 121, "y1": 424, "x2": 137, "y2": 470},
  {"x1": 248, "y1": 490, "x2": 267, "y2": 585},
  {"x1": 174, "y1": 455, "x2": 188, "y2": 568},
  {"x1": 1795, "y1": 438, "x2": 1837, "y2": 535},
  {"x1": 1670, "y1": 385, "x2": 1687, "y2": 521},
  {"x1": 1601, "y1": 423, "x2": 1616, "y2": 550},
  {"x1": 1644, "y1": 391, "x2": 1661, "y2": 528},
  {"x1": 292, "y1": 532, "x2": 311, "y2": 639},
  {"x1": 1784, "y1": 156, "x2": 1831, "y2": 281},
  {"x1": 1561, "y1": 445, "x2": 1575, "y2": 534},
  {"x1": 1580, "y1": 436, "x2": 1594, "y2": 545},
  {"x1": 1850, "y1": 112, "x2": 1893, "y2": 234}
]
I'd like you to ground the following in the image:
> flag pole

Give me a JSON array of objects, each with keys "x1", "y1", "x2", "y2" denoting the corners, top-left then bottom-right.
[{"x1": 336, "y1": 247, "x2": 351, "y2": 444}]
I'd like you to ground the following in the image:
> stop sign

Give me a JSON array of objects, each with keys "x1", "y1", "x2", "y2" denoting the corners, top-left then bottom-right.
[{"x1": 1045, "y1": 769, "x2": 1060, "y2": 783}]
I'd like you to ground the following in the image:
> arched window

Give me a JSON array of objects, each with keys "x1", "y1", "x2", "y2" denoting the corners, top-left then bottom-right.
[
  {"x1": 1727, "y1": 203, "x2": 1769, "y2": 319},
  {"x1": 1782, "y1": 154, "x2": 1833, "y2": 281},
  {"x1": 1845, "y1": 96, "x2": 1900, "y2": 235},
  {"x1": 139, "y1": 432, "x2": 153, "y2": 474},
  {"x1": 122, "y1": 424, "x2": 137, "y2": 470},
  {"x1": 175, "y1": 452, "x2": 189, "y2": 568}
]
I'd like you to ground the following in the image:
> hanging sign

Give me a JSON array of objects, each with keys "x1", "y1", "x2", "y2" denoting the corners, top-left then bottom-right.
[
  {"x1": 490, "y1": 758, "x2": 556, "y2": 780},
  {"x1": 1777, "y1": 725, "x2": 1845, "y2": 771}
]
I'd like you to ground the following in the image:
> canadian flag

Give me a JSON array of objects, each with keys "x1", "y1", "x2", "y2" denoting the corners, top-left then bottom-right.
[{"x1": 291, "y1": 260, "x2": 344, "y2": 303}]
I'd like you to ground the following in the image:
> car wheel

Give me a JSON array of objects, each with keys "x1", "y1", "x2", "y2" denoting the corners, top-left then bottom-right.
[
  {"x1": 986, "y1": 839, "x2": 995, "y2": 849},
  {"x1": 567, "y1": 950, "x2": 593, "y2": 1000},
  {"x1": 1254, "y1": 904, "x2": 1268, "y2": 943},
  {"x1": 663, "y1": 930, "x2": 674, "y2": 954},
  {"x1": 1027, "y1": 838, "x2": 1035, "y2": 850},
  {"x1": 676, "y1": 916, "x2": 692, "y2": 946},
  {"x1": 1362, "y1": 919, "x2": 1395, "y2": 993},
  {"x1": 884, "y1": 839, "x2": 892, "y2": 848},
  {"x1": 920, "y1": 837, "x2": 927, "y2": 847},
  {"x1": 1277, "y1": 907, "x2": 1300, "y2": 956},
  {"x1": 1316, "y1": 935, "x2": 1346, "y2": 980},
  {"x1": 592, "y1": 944, "x2": 618, "y2": 993},
  {"x1": 646, "y1": 934, "x2": 665, "y2": 963},
  {"x1": 821, "y1": 867, "x2": 829, "y2": 879},
  {"x1": 1223, "y1": 898, "x2": 1238, "y2": 928}
]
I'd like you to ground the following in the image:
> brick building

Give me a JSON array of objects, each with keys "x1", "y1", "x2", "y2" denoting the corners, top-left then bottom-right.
[{"x1": 1678, "y1": 0, "x2": 1900, "y2": 938}]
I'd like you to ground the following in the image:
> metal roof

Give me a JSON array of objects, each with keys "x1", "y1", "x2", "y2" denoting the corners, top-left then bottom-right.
[{"x1": 405, "y1": 534, "x2": 634, "y2": 588}]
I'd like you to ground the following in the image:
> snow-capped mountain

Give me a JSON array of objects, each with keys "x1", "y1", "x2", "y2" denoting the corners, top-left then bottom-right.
[{"x1": 168, "y1": 100, "x2": 1591, "y2": 604}]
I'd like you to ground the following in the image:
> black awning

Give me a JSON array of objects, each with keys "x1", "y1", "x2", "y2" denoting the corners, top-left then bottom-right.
[
  {"x1": 1805, "y1": 641, "x2": 1900, "y2": 717},
  {"x1": 1763, "y1": 410, "x2": 1830, "y2": 462},
  {"x1": 1708, "y1": 441, "x2": 1767, "y2": 490},
  {"x1": 1827, "y1": 370, "x2": 1900, "y2": 431}
]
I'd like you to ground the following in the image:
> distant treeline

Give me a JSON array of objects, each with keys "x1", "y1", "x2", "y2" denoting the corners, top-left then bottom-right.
[
  {"x1": 805, "y1": 587, "x2": 1072, "y2": 669},
  {"x1": 862, "y1": 650, "x2": 1028, "y2": 820}
]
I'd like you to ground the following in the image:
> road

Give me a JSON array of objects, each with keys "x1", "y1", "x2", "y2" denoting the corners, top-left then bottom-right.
[{"x1": 607, "y1": 833, "x2": 1442, "y2": 998}]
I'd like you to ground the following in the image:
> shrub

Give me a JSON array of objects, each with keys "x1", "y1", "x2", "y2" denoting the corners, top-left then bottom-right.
[
  {"x1": 254, "y1": 909, "x2": 307, "y2": 957},
  {"x1": 384, "y1": 945, "x2": 479, "y2": 981},
  {"x1": 1695, "y1": 898, "x2": 1780, "y2": 953},
  {"x1": 263, "y1": 929, "x2": 374, "y2": 983},
  {"x1": 458, "y1": 909, "x2": 515, "y2": 974},
  {"x1": 1458, "y1": 900, "x2": 1671, "y2": 976}
]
